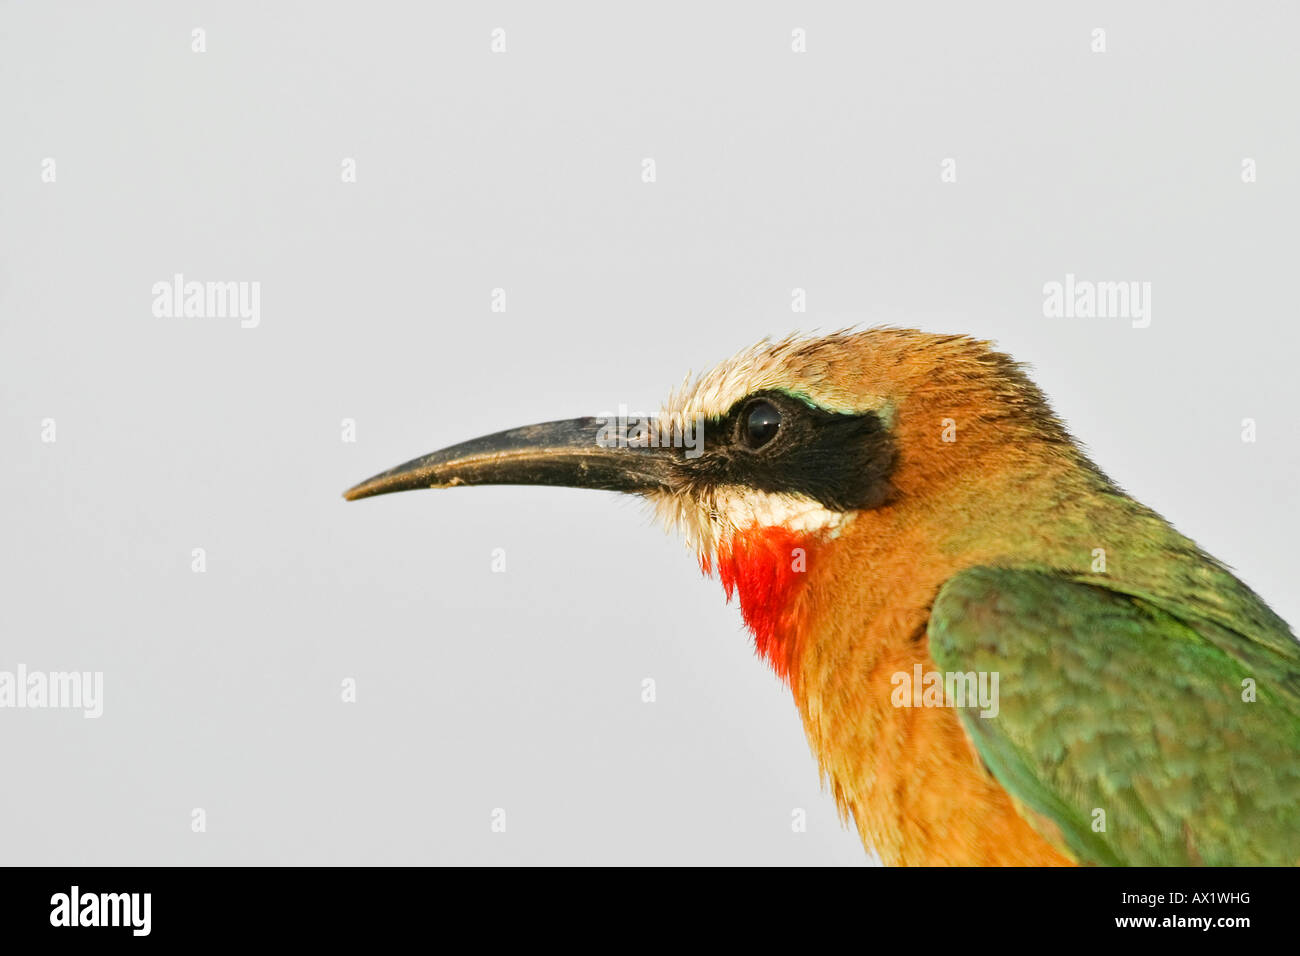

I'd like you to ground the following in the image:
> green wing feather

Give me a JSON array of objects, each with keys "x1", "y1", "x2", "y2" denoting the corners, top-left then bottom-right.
[{"x1": 929, "y1": 566, "x2": 1300, "y2": 865}]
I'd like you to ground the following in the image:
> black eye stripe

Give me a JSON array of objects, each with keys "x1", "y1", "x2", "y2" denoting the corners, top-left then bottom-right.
[{"x1": 682, "y1": 390, "x2": 896, "y2": 512}]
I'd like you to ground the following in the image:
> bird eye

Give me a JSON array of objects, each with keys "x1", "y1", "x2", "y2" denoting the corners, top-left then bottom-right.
[{"x1": 742, "y1": 400, "x2": 781, "y2": 449}]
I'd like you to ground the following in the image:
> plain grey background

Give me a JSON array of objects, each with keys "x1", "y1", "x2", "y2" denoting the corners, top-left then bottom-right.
[{"x1": 2, "y1": 2, "x2": 1297, "y2": 865}]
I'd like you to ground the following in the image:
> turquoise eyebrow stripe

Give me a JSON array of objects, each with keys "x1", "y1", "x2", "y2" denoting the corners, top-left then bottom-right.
[{"x1": 774, "y1": 389, "x2": 823, "y2": 409}]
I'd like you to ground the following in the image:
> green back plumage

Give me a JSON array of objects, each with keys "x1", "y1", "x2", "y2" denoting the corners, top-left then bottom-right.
[{"x1": 930, "y1": 565, "x2": 1300, "y2": 865}]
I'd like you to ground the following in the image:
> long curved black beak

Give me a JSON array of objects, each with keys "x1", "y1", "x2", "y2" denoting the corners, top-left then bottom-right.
[{"x1": 343, "y1": 417, "x2": 684, "y2": 502}]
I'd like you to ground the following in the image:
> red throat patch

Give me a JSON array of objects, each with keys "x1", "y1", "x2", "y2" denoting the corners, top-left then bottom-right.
[{"x1": 702, "y1": 526, "x2": 820, "y2": 685}]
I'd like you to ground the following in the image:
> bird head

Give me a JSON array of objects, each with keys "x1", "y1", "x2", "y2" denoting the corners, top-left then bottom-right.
[{"x1": 345, "y1": 329, "x2": 1072, "y2": 680}]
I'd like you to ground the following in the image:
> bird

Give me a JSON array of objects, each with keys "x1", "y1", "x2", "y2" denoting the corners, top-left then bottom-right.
[{"x1": 344, "y1": 328, "x2": 1300, "y2": 866}]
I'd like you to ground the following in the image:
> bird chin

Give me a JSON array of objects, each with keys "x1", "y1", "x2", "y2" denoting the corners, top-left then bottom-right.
[{"x1": 647, "y1": 487, "x2": 854, "y2": 563}]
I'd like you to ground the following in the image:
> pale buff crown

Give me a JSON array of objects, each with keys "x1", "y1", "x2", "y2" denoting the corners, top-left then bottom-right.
[{"x1": 658, "y1": 332, "x2": 891, "y2": 431}]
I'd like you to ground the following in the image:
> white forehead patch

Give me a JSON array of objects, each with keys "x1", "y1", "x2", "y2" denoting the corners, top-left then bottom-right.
[
  {"x1": 649, "y1": 486, "x2": 854, "y2": 558},
  {"x1": 659, "y1": 334, "x2": 885, "y2": 431}
]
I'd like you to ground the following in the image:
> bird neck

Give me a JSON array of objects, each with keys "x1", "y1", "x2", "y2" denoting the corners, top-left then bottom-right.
[{"x1": 705, "y1": 525, "x2": 823, "y2": 685}]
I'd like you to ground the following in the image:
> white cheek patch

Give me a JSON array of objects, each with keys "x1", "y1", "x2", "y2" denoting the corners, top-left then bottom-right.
[
  {"x1": 650, "y1": 487, "x2": 853, "y2": 558},
  {"x1": 711, "y1": 488, "x2": 848, "y2": 534}
]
